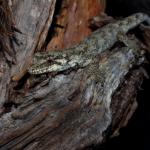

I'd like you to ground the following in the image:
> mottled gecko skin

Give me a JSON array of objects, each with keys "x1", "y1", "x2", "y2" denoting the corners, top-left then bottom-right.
[{"x1": 29, "y1": 13, "x2": 150, "y2": 75}]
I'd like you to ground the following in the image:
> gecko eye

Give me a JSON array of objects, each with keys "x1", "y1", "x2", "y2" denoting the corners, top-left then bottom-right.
[
  {"x1": 47, "y1": 59, "x2": 52, "y2": 62},
  {"x1": 47, "y1": 58, "x2": 54, "y2": 65}
]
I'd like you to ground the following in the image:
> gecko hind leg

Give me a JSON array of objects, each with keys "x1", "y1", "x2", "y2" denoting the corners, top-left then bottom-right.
[{"x1": 117, "y1": 32, "x2": 130, "y2": 47}]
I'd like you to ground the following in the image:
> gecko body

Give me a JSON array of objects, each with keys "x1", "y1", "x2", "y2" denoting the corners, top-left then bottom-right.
[{"x1": 29, "y1": 13, "x2": 150, "y2": 75}]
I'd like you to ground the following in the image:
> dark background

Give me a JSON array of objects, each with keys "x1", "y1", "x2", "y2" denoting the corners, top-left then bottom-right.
[{"x1": 106, "y1": 0, "x2": 150, "y2": 17}]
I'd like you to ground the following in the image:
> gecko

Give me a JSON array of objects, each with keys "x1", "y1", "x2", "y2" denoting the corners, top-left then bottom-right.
[{"x1": 28, "y1": 13, "x2": 150, "y2": 75}]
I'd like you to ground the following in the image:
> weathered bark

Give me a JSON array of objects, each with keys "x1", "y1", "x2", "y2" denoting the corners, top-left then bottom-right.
[{"x1": 0, "y1": 0, "x2": 149, "y2": 150}]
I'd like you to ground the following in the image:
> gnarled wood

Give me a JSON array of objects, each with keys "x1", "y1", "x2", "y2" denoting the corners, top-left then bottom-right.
[{"x1": 0, "y1": 1, "x2": 149, "y2": 150}]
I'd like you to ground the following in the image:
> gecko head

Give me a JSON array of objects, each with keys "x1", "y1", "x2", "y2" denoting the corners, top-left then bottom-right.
[
  {"x1": 28, "y1": 59, "x2": 51, "y2": 74},
  {"x1": 28, "y1": 52, "x2": 68, "y2": 75},
  {"x1": 28, "y1": 53, "x2": 52, "y2": 74}
]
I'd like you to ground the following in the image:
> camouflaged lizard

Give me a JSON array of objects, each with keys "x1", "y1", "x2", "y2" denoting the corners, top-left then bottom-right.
[{"x1": 28, "y1": 13, "x2": 150, "y2": 75}]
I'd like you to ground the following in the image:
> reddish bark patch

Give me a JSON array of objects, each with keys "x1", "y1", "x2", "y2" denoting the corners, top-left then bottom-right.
[{"x1": 47, "y1": 0, "x2": 105, "y2": 51}]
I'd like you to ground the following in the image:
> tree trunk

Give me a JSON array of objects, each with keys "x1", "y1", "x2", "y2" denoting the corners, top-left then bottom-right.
[{"x1": 0, "y1": 0, "x2": 149, "y2": 149}]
